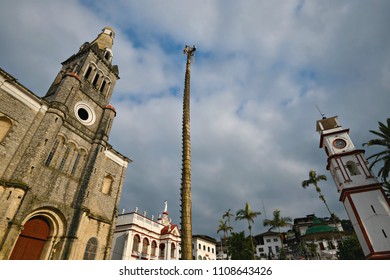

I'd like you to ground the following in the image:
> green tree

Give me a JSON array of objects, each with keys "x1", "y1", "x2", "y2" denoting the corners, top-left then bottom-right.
[
  {"x1": 306, "y1": 242, "x2": 319, "y2": 260},
  {"x1": 337, "y1": 235, "x2": 365, "y2": 260},
  {"x1": 235, "y1": 202, "x2": 261, "y2": 259},
  {"x1": 263, "y1": 209, "x2": 292, "y2": 259},
  {"x1": 363, "y1": 118, "x2": 390, "y2": 193},
  {"x1": 228, "y1": 231, "x2": 252, "y2": 260},
  {"x1": 340, "y1": 219, "x2": 354, "y2": 233}
]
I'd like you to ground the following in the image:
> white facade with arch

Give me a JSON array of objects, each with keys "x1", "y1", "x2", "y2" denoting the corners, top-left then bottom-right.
[{"x1": 111, "y1": 203, "x2": 181, "y2": 260}]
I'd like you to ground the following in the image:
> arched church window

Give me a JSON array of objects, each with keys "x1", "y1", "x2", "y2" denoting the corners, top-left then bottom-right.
[
  {"x1": 99, "y1": 80, "x2": 106, "y2": 94},
  {"x1": 0, "y1": 116, "x2": 12, "y2": 143},
  {"x1": 104, "y1": 81, "x2": 112, "y2": 97},
  {"x1": 132, "y1": 235, "x2": 140, "y2": 252},
  {"x1": 92, "y1": 74, "x2": 100, "y2": 87},
  {"x1": 83, "y1": 237, "x2": 98, "y2": 260},
  {"x1": 346, "y1": 161, "x2": 361, "y2": 176},
  {"x1": 59, "y1": 145, "x2": 70, "y2": 171},
  {"x1": 71, "y1": 152, "x2": 80, "y2": 176},
  {"x1": 45, "y1": 139, "x2": 60, "y2": 166},
  {"x1": 84, "y1": 66, "x2": 93, "y2": 80},
  {"x1": 101, "y1": 175, "x2": 113, "y2": 195}
]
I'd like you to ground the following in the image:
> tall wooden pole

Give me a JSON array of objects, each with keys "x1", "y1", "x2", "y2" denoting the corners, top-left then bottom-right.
[{"x1": 180, "y1": 45, "x2": 196, "y2": 260}]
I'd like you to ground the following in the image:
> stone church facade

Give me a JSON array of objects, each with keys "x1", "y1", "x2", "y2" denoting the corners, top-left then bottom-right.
[{"x1": 0, "y1": 27, "x2": 130, "y2": 260}]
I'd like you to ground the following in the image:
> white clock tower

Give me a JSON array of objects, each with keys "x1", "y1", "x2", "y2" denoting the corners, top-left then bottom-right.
[{"x1": 316, "y1": 116, "x2": 390, "y2": 259}]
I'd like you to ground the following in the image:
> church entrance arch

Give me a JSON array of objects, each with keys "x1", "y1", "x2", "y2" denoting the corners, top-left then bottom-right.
[
  {"x1": 9, "y1": 208, "x2": 66, "y2": 260},
  {"x1": 10, "y1": 216, "x2": 50, "y2": 259}
]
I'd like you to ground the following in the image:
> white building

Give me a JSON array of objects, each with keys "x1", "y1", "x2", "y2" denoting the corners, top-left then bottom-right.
[
  {"x1": 192, "y1": 235, "x2": 217, "y2": 260},
  {"x1": 111, "y1": 201, "x2": 181, "y2": 260},
  {"x1": 317, "y1": 116, "x2": 390, "y2": 259},
  {"x1": 300, "y1": 217, "x2": 342, "y2": 260},
  {"x1": 216, "y1": 239, "x2": 229, "y2": 260},
  {"x1": 254, "y1": 231, "x2": 282, "y2": 259}
]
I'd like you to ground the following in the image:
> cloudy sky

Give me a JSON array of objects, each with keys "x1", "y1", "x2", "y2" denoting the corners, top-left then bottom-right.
[{"x1": 1, "y1": 0, "x2": 390, "y2": 239}]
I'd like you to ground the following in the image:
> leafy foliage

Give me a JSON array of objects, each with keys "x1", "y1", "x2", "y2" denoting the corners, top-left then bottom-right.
[
  {"x1": 227, "y1": 231, "x2": 253, "y2": 260},
  {"x1": 363, "y1": 118, "x2": 390, "y2": 188},
  {"x1": 336, "y1": 235, "x2": 365, "y2": 260}
]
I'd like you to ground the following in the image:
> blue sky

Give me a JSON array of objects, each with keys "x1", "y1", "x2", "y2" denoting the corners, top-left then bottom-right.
[{"x1": 1, "y1": 0, "x2": 390, "y2": 239}]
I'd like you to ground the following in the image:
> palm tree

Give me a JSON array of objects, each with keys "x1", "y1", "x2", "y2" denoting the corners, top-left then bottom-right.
[
  {"x1": 302, "y1": 170, "x2": 344, "y2": 244},
  {"x1": 217, "y1": 219, "x2": 232, "y2": 260},
  {"x1": 263, "y1": 209, "x2": 292, "y2": 259},
  {"x1": 302, "y1": 170, "x2": 333, "y2": 217},
  {"x1": 263, "y1": 209, "x2": 292, "y2": 232},
  {"x1": 222, "y1": 209, "x2": 234, "y2": 236},
  {"x1": 363, "y1": 118, "x2": 390, "y2": 188},
  {"x1": 235, "y1": 202, "x2": 261, "y2": 259},
  {"x1": 180, "y1": 45, "x2": 196, "y2": 260},
  {"x1": 217, "y1": 219, "x2": 232, "y2": 240}
]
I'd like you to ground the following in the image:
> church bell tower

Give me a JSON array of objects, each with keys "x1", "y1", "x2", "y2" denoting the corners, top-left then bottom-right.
[
  {"x1": 317, "y1": 116, "x2": 390, "y2": 259},
  {"x1": 0, "y1": 27, "x2": 130, "y2": 260},
  {"x1": 44, "y1": 27, "x2": 119, "y2": 140}
]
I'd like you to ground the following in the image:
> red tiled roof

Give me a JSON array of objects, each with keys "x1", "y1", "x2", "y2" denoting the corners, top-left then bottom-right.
[{"x1": 161, "y1": 224, "x2": 179, "y2": 235}]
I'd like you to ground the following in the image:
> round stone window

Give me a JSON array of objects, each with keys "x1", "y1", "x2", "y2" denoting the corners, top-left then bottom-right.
[{"x1": 74, "y1": 102, "x2": 96, "y2": 126}]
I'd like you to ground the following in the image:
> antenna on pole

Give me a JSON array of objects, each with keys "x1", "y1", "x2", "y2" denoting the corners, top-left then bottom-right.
[
  {"x1": 316, "y1": 104, "x2": 326, "y2": 119},
  {"x1": 262, "y1": 200, "x2": 267, "y2": 220}
]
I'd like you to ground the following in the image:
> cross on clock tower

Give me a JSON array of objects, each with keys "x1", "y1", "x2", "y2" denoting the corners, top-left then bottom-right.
[{"x1": 316, "y1": 116, "x2": 390, "y2": 259}]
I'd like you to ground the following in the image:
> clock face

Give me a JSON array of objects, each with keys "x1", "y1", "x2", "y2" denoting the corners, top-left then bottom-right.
[{"x1": 333, "y1": 138, "x2": 347, "y2": 149}]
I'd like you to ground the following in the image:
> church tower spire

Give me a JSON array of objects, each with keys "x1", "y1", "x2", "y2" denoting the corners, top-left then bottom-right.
[
  {"x1": 45, "y1": 27, "x2": 119, "y2": 104},
  {"x1": 90, "y1": 27, "x2": 115, "y2": 51},
  {"x1": 317, "y1": 116, "x2": 390, "y2": 259}
]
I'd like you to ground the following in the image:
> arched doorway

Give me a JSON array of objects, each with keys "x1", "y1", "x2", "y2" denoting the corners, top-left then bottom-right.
[{"x1": 10, "y1": 216, "x2": 50, "y2": 259}]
